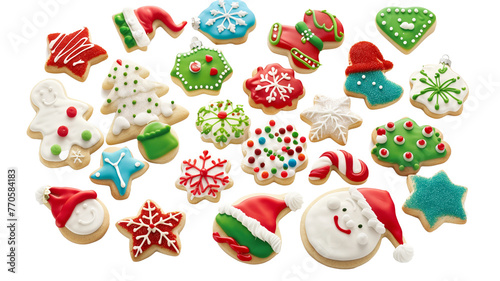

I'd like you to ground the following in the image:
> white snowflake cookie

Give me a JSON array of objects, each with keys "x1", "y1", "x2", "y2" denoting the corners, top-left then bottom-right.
[
  {"x1": 241, "y1": 120, "x2": 308, "y2": 185},
  {"x1": 176, "y1": 150, "x2": 233, "y2": 204},
  {"x1": 196, "y1": 99, "x2": 251, "y2": 149},
  {"x1": 300, "y1": 95, "x2": 362, "y2": 145}
]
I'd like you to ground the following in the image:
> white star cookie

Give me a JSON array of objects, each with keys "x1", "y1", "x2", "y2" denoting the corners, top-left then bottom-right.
[{"x1": 300, "y1": 95, "x2": 362, "y2": 145}]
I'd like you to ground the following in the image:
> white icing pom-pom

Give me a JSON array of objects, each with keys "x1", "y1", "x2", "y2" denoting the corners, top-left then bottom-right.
[
  {"x1": 285, "y1": 192, "x2": 303, "y2": 211},
  {"x1": 35, "y1": 186, "x2": 51, "y2": 204},
  {"x1": 393, "y1": 244, "x2": 414, "y2": 263},
  {"x1": 357, "y1": 233, "x2": 368, "y2": 245}
]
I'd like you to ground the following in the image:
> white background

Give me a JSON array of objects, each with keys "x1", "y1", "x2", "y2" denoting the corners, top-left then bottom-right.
[{"x1": 1, "y1": 0, "x2": 499, "y2": 280}]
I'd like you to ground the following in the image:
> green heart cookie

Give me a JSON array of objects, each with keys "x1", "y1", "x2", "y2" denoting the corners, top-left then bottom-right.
[{"x1": 376, "y1": 7, "x2": 436, "y2": 54}]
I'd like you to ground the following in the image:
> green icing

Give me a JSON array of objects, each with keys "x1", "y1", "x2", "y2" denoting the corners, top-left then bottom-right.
[
  {"x1": 295, "y1": 21, "x2": 323, "y2": 51},
  {"x1": 375, "y1": 7, "x2": 436, "y2": 50},
  {"x1": 216, "y1": 214, "x2": 274, "y2": 258},
  {"x1": 404, "y1": 171, "x2": 467, "y2": 228},
  {"x1": 137, "y1": 122, "x2": 178, "y2": 160},
  {"x1": 305, "y1": 9, "x2": 343, "y2": 41},
  {"x1": 114, "y1": 13, "x2": 137, "y2": 48},
  {"x1": 372, "y1": 117, "x2": 448, "y2": 171},
  {"x1": 170, "y1": 46, "x2": 232, "y2": 92},
  {"x1": 290, "y1": 48, "x2": 320, "y2": 69},
  {"x1": 269, "y1": 22, "x2": 282, "y2": 45}
]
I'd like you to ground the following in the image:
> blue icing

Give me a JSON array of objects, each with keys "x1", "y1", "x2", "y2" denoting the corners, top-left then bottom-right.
[
  {"x1": 404, "y1": 171, "x2": 467, "y2": 228},
  {"x1": 344, "y1": 70, "x2": 403, "y2": 106},
  {"x1": 91, "y1": 148, "x2": 146, "y2": 196},
  {"x1": 196, "y1": 0, "x2": 256, "y2": 40}
]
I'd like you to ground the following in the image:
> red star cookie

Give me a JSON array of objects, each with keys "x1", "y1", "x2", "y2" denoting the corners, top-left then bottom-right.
[
  {"x1": 45, "y1": 27, "x2": 108, "y2": 82},
  {"x1": 116, "y1": 200, "x2": 185, "y2": 261}
]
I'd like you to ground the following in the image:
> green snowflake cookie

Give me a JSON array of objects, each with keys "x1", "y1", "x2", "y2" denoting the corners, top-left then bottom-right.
[
  {"x1": 371, "y1": 117, "x2": 450, "y2": 176},
  {"x1": 196, "y1": 100, "x2": 251, "y2": 149},
  {"x1": 375, "y1": 7, "x2": 436, "y2": 54}
]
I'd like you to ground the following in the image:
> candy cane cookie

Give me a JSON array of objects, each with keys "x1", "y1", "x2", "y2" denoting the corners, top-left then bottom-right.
[{"x1": 309, "y1": 150, "x2": 369, "y2": 185}]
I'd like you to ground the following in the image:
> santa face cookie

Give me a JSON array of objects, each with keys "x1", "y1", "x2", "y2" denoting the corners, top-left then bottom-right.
[
  {"x1": 344, "y1": 41, "x2": 403, "y2": 109},
  {"x1": 36, "y1": 186, "x2": 109, "y2": 244},
  {"x1": 309, "y1": 150, "x2": 369, "y2": 185},
  {"x1": 170, "y1": 38, "x2": 233, "y2": 96},
  {"x1": 113, "y1": 6, "x2": 187, "y2": 52},
  {"x1": 300, "y1": 95, "x2": 362, "y2": 145},
  {"x1": 243, "y1": 63, "x2": 305, "y2": 115},
  {"x1": 241, "y1": 120, "x2": 308, "y2": 185},
  {"x1": 28, "y1": 79, "x2": 103, "y2": 170},
  {"x1": 371, "y1": 118, "x2": 451, "y2": 176},
  {"x1": 213, "y1": 193, "x2": 303, "y2": 264},
  {"x1": 376, "y1": 7, "x2": 436, "y2": 54},
  {"x1": 268, "y1": 9, "x2": 344, "y2": 74},
  {"x1": 116, "y1": 200, "x2": 186, "y2": 262},
  {"x1": 192, "y1": 0, "x2": 256, "y2": 45},
  {"x1": 90, "y1": 147, "x2": 148, "y2": 200},
  {"x1": 176, "y1": 150, "x2": 233, "y2": 204},
  {"x1": 101, "y1": 59, "x2": 189, "y2": 145},
  {"x1": 137, "y1": 122, "x2": 180, "y2": 163},
  {"x1": 301, "y1": 187, "x2": 413, "y2": 269},
  {"x1": 403, "y1": 171, "x2": 467, "y2": 232},
  {"x1": 410, "y1": 56, "x2": 469, "y2": 118},
  {"x1": 196, "y1": 100, "x2": 250, "y2": 149},
  {"x1": 45, "y1": 27, "x2": 108, "y2": 82}
]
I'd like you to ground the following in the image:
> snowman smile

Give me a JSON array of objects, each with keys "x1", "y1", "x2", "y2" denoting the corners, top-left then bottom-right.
[
  {"x1": 78, "y1": 209, "x2": 96, "y2": 225},
  {"x1": 333, "y1": 215, "x2": 351, "y2": 235}
]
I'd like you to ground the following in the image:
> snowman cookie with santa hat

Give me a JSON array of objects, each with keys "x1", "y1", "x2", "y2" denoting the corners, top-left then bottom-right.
[
  {"x1": 300, "y1": 187, "x2": 413, "y2": 268},
  {"x1": 36, "y1": 186, "x2": 110, "y2": 244}
]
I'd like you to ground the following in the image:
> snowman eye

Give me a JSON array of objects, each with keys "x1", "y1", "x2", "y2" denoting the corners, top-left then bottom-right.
[
  {"x1": 358, "y1": 224, "x2": 363, "y2": 228},
  {"x1": 342, "y1": 208, "x2": 347, "y2": 212},
  {"x1": 83, "y1": 203, "x2": 88, "y2": 209},
  {"x1": 326, "y1": 197, "x2": 341, "y2": 210}
]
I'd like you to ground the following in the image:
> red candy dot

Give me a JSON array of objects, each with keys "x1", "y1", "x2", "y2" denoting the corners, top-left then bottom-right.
[
  {"x1": 247, "y1": 140, "x2": 254, "y2": 147},
  {"x1": 287, "y1": 150, "x2": 294, "y2": 156},
  {"x1": 57, "y1": 126, "x2": 68, "y2": 137},
  {"x1": 254, "y1": 167, "x2": 260, "y2": 172},
  {"x1": 300, "y1": 136, "x2": 306, "y2": 143},
  {"x1": 269, "y1": 120, "x2": 276, "y2": 126},
  {"x1": 396, "y1": 136, "x2": 404, "y2": 142},
  {"x1": 248, "y1": 157, "x2": 255, "y2": 164},
  {"x1": 279, "y1": 128, "x2": 286, "y2": 134},
  {"x1": 282, "y1": 146, "x2": 287, "y2": 152},
  {"x1": 217, "y1": 103, "x2": 223, "y2": 107},
  {"x1": 405, "y1": 152, "x2": 413, "y2": 159},
  {"x1": 261, "y1": 171, "x2": 269, "y2": 179},
  {"x1": 274, "y1": 132, "x2": 279, "y2": 137},
  {"x1": 255, "y1": 128, "x2": 262, "y2": 135},
  {"x1": 217, "y1": 111, "x2": 227, "y2": 119},
  {"x1": 286, "y1": 125, "x2": 293, "y2": 132},
  {"x1": 281, "y1": 171, "x2": 288, "y2": 178},
  {"x1": 425, "y1": 126, "x2": 433, "y2": 134},
  {"x1": 298, "y1": 154, "x2": 306, "y2": 161},
  {"x1": 66, "y1": 107, "x2": 77, "y2": 118},
  {"x1": 255, "y1": 149, "x2": 261, "y2": 155},
  {"x1": 270, "y1": 155, "x2": 276, "y2": 161},
  {"x1": 387, "y1": 122, "x2": 395, "y2": 129},
  {"x1": 437, "y1": 143, "x2": 445, "y2": 150},
  {"x1": 418, "y1": 140, "x2": 425, "y2": 145},
  {"x1": 284, "y1": 137, "x2": 291, "y2": 143},
  {"x1": 295, "y1": 146, "x2": 303, "y2": 153},
  {"x1": 377, "y1": 128, "x2": 386, "y2": 135},
  {"x1": 405, "y1": 121, "x2": 413, "y2": 129},
  {"x1": 380, "y1": 149, "x2": 388, "y2": 156},
  {"x1": 260, "y1": 162, "x2": 265, "y2": 168}
]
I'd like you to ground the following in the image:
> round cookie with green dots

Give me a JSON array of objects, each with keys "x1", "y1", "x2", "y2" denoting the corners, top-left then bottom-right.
[{"x1": 101, "y1": 59, "x2": 189, "y2": 145}]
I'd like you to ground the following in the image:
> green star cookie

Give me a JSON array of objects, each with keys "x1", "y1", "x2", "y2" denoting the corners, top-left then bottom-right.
[
  {"x1": 403, "y1": 171, "x2": 467, "y2": 232},
  {"x1": 375, "y1": 7, "x2": 436, "y2": 54}
]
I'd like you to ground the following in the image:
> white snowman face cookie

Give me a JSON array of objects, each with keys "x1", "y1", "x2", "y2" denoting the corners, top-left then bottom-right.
[
  {"x1": 36, "y1": 186, "x2": 109, "y2": 244},
  {"x1": 300, "y1": 187, "x2": 413, "y2": 269}
]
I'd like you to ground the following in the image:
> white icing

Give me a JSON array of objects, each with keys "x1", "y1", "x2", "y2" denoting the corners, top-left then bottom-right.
[
  {"x1": 304, "y1": 189, "x2": 383, "y2": 261},
  {"x1": 29, "y1": 80, "x2": 102, "y2": 162},
  {"x1": 122, "y1": 8, "x2": 151, "y2": 47},
  {"x1": 284, "y1": 192, "x2": 303, "y2": 211},
  {"x1": 400, "y1": 22, "x2": 414, "y2": 30},
  {"x1": 218, "y1": 204, "x2": 281, "y2": 253},
  {"x1": 49, "y1": 28, "x2": 95, "y2": 65},
  {"x1": 376, "y1": 134, "x2": 387, "y2": 144},
  {"x1": 410, "y1": 64, "x2": 468, "y2": 115},
  {"x1": 301, "y1": 95, "x2": 362, "y2": 143},
  {"x1": 65, "y1": 199, "x2": 104, "y2": 235},
  {"x1": 104, "y1": 152, "x2": 127, "y2": 188},
  {"x1": 206, "y1": 0, "x2": 248, "y2": 33}
]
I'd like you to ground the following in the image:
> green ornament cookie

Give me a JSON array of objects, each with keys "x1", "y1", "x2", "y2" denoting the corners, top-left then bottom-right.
[
  {"x1": 375, "y1": 7, "x2": 436, "y2": 54},
  {"x1": 137, "y1": 122, "x2": 179, "y2": 163},
  {"x1": 371, "y1": 117, "x2": 450, "y2": 176},
  {"x1": 170, "y1": 37, "x2": 233, "y2": 96}
]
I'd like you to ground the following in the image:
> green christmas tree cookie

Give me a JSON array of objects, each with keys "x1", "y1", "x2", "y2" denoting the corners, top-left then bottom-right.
[{"x1": 371, "y1": 117, "x2": 450, "y2": 176}]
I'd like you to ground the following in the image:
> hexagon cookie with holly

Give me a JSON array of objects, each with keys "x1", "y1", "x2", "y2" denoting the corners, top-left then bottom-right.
[
  {"x1": 241, "y1": 120, "x2": 308, "y2": 185},
  {"x1": 170, "y1": 37, "x2": 232, "y2": 96},
  {"x1": 371, "y1": 118, "x2": 451, "y2": 176}
]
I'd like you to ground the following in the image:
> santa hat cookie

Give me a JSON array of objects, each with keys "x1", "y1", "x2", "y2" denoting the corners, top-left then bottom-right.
[
  {"x1": 301, "y1": 187, "x2": 413, "y2": 269},
  {"x1": 213, "y1": 193, "x2": 303, "y2": 264},
  {"x1": 36, "y1": 186, "x2": 109, "y2": 244},
  {"x1": 113, "y1": 6, "x2": 187, "y2": 52}
]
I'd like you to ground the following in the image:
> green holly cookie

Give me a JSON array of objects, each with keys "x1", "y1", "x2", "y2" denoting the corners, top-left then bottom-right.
[{"x1": 375, "y1": 7, "x2": 436, "y2": 54}]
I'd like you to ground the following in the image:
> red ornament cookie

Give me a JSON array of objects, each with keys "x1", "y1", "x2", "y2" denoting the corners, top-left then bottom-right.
[
  {"x1": 243, "y1": 63, "x2": 305, "y2": 114},
  {"x1": 45, "y1": 27, "x2": 108, "y2": 82}
]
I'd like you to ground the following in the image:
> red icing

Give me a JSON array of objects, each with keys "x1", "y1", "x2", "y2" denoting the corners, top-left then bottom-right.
[
  {"x1": 66, "y1": 107, "x2": 77, "y2": 118},
  {"x1": 396, "y1": 136, "x2": 404, "y2": 143},
  {"x1": 424, "y1": 126, "x2": 433, "y2": 134},
  {"x1": 405, "y1": 152, "x2": 413, "y2": 159},
  {"x1": 210, "y1": 67, "x2": 218, "y2": 76},
  {"x1": 217, "y1": 111, "x2": 227, "y2": 119},
  {"x1": 46, "y1": 27, "x2": 107, "y2": 79},
  {"x1": 405, "y1": 121, "x2": 413, "y2": 128},
  {"x1": 377, "y1": 128, "x2": 386, "y2": 135},
  {"x1": 190, "y1": 61, "x2": 201, "y2": 73},
  {"x1": 117, "y1": 200, "x2": 183, "y2": 258},
  {"x1": 387, "y1": 122, "x2": 395, "y2": 129},
  {"x1": 380, "y1": 148, "x2": 388, "y2": 156},
  {"x1": 57, "y1": 126, "x2": 68, "y2": 137},
  {"x1": 418, "y1": 139, "x2": 426, "y2": 145},
  {"x1": 116, "y1": 59, "x2": 122, "y2": 66},
  {"x1": 233, "y1": 195, "x2": 288, "y2": 233},
  {"x1": 134, "y1": 6, "x2": 187, "y2": 34},
  {"x1": 244, "y1": 63, "x2": 304, "y2": 109},
  {"x1": 345, "y1": 41, "x2": 393, "y2": 75},
  {"x1": 213, "y1": 232, "x2": 252, "y2": 261},
  {"x1": 205, "y1": 55, "x2": 213, "y2": 62},
  {"x1": 46, "y1": 187, "x2": 97, "y2": 228},
  {"x1": 334, "y1": 215, "x2": 351, "y2": 235},
  {"x1": 308, "y1": 150, "x2": 369, "y2": 183}
]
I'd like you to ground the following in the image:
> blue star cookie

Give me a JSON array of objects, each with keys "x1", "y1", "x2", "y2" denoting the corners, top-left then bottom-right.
[
  {"x1": 90, "y1": 147, "x2": 148, "y2": 200},
  {"x1": 403, "y1": 171, "x2": 467, "y2": 232}
]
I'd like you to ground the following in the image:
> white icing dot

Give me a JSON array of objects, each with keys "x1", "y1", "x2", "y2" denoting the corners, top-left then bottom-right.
[
  {"x1": 357, "y1": 81, "x2": 361, "y2": 85},
  {"x1": 387, "y1": 8, "x2": 391, "y2": 12},
  {"x1": 428, "y1": 20, "x2": 432, "y2": 24},
  {"x1": 414, "y1": 8, "x2": 419, "y2": 13},
  {"x1": 403, "y1": 41, "x2": 407, "y2": 45},
  {"x1": 395, "y1": 8, "x2": 399, "y2": 13},
  {"x1": 372, "y1": 82, "x2": 376, "y2": 85},
  {"x1": 430, "y1": 14, "x2": 433, "y2": 18},
  {"x1": 401, "y1": 8, "x2": 405, "y2": 12},
  {"x1": 415, "y1": 35, "x2": 419, "y2": 38},
  {"x1": 379, "y1": 85, "x2": 383, "y2": 89},
  {"x1": 381, "y1": 13, "x2": 385, "y2": 17},
  {"x1": 422, "y1": 25, "x2": 426, "y2": 29},
  {"x1": 424, "y1": 10, "x2": 428, "y2": 14},
  {"x1": 362, "y1": 75, "x2": 366, "y2": 79},
  {"x1": 412, "y1": 18, "x2": 416, "y2": 22},
  {"x1": 411, "y1": 39, "x2": 415, "y2": 43},
  {"x1": 395, "y1": 32, "x2": 399, "y2": 36},
  {"x1": 398, "y1": 18, "x2": 402, "y2": 22},
  {"x1": 382, "y1": 21, "x2": 386, "y2": 25},
  {"x1": 408, "y1": 9, "x2": 412, "y2": 14},
  {"x1": 135, "y1": 162, "x2": 140, "y2": 167},
  {"x1": 400, "y1": 37, "x2": 403, "y2": 40},
  {"x1": 389, "y1": 27, "x2": 393, "y2": 31},
  {"x1": 95, "y1": 172, "x2": 100, "y2": 178}
]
